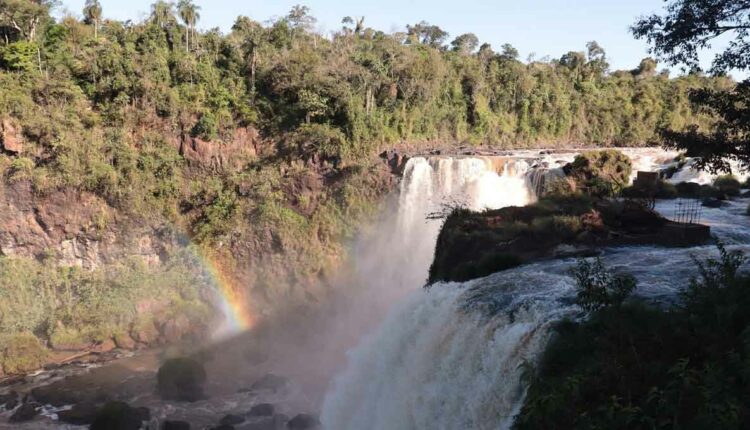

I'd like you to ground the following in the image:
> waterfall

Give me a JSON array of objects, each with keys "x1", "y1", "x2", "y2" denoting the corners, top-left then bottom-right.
[
  {"x1": 320, "y1": 157, "x2": 542, "y2": 429},
  {"x1": 321, "y1": 149, "x2": 750, "y2": 430}
]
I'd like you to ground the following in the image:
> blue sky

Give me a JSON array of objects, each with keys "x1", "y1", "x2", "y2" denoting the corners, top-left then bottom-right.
[{"x1": 56, "y1": 0, "x2": 741, "y2": 77}]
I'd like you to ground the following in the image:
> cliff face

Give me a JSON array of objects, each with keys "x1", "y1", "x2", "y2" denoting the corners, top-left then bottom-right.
[{"x1": 0, "y1": 181, "x2": 171, "y2": 269}]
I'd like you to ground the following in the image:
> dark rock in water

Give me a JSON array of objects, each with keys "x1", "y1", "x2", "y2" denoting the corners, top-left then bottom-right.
[
  {"x1": 157, "y1": 357, "x2": 207, "y2": 401},
  {"x1": 702, "y1": 197, "x2": 724, "y2": 208},
  {"x1": 9, "y1": 402, "x2": 39, "y2": 422},
  {"x1": 249, "y1": 403, "x2": 275, "y2": 416},
  {"x1": 287, "y1": 413, "x2": 321, "y2": 429},
  {"x1": 251, "y1": 373, "x2": 288, "y2": 392},
  {"x1": 0, "y1": 391, "x2": 19, "y2": 410},
  {"x1": 221, "y1": 414, "x2": 246, "y2": 425},
  {"x1": 250, "y1": 414, "x2": 288, "y2": 430},
  {"x1": 90, "y1": 401, "x2": 150, "y2": 430},
  {"x1": 57, "y1": 401, "x2": 98, "y2": 425},
  {"x1": 162, "y1": 420, "x2": 191, "y2": 430}
]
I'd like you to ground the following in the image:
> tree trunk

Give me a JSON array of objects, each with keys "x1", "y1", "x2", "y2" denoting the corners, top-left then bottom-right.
[{"x1": 250, "y1": 49, "x2": 257, "y2": 103}]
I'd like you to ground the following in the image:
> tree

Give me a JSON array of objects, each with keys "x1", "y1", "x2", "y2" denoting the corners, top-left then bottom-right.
[
  {"x1": 585, "y1": 40, "x2": 608, "y2": 77},
  {"x1": 177, "y1": 0, "x2": 200, "y2": 50},
  {"x1": 82, "y1": 0, "x2": 101, "y2": 40},
  {"x1": 450, "y1": 32, "x2": 478, "y2": 54},
  {"x1": 0, "y1": 0, "x2": 55, "y2": 42},
  {"x1": 634, "y1": 57, "x2": 658, "y2": 77},
  {"x1": 499, "y1": 43, "x2": 519, "y2": 61},
  {"x1": 287, "y1": 4, "x2": 315, "y2": 31},
  {"x1": 406, "y1": 21, "x2": 448, "y2": 49},
  {"x1": 150, "y1": 0, "x2": 175, "y2": 29},
  {"x1": 632, "y1": 0, "x2": 750, "y2": 172}
]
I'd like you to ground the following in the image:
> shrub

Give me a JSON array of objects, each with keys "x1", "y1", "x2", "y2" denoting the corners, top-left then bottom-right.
[
  {"x1": 191, "y1": 113, "x2": 218, "y2": 141},
  {"x1": 675, "y1": 181, "x2": 701, "y2": 198},
  {"x1": 0, "y1": 332, "x2": 48, "y2": 374},
  {"x1": 570, "y1": 258, "x2": 636, "y2": 312},
  {"x1": 699, "y1": 184, "x2": 721, "y2": 199},
  {"x1": 655, "y1": 180, "x2": 678, "y2": 198},
  {"x1": 565, "y1": 150, "x2": 632, "y2": 197},
  {"x1": 714, "y1": 175, "x2": 741, "y2": 196},
  {"x1": 543, "y1": 177, "x2": 576, "y2": 197}
]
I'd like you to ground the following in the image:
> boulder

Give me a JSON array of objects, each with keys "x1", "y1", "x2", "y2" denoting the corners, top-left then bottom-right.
[
  {"x1": 249, "y1": 403, "x2": 275, "y2": 417},
  {"x1": 162, "y1": 420, "x2": 191, "y2": 430},
  {"x1": 9, "y1": 402, "x2": 39, "y2": 422},
  {"x1": 90, "y1": 401, "x2": 150, "y2": 430},
  {"x1": 287, "y1": 413, "x2": 321, "y2": 429},
  {"x1": 0, "y1": 391, "x2": 19, "y2": 410},
  {"x1": 57, "y1": 401, "x2": 98, "y2": 425},
  {"x1": 220, "y1": 414, "x2": 246, "y2": 425},
  {"x1": 702, "y1": 198, "x2": 724, "y2": 208},
  {"x1": 157, "y1": 357, "x2": 207, "y2": 402}
]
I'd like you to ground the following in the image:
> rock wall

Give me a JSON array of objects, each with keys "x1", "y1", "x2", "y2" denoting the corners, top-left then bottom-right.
[{"x1": 0, "y1": 181, "x2": 172, "y2": 269}]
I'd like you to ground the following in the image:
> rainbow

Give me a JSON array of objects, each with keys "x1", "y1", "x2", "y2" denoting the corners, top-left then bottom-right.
[{"x1": 200, "y1": 252, "x2": 255, "y2": 334}]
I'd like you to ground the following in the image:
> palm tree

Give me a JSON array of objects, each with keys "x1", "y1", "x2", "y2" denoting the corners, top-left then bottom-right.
[
  {"x1": 177, "y1": 0, "x2": 200, "y2": 51},
  {"x1": 150, "y1": 1, "x2": 175, "y2": 29},
  {"x1": 83, "y1": 0, "x2": 103, "y2": 40}
]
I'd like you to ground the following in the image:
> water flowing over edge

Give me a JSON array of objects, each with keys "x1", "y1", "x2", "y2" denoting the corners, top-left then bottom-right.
[{"x1": 322, "y1": 148, "x2": 750, "y2": 430}]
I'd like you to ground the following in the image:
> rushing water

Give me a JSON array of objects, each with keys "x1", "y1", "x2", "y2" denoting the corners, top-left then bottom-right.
[{"x1": 322, "y1": 149, "x2": 750, "y2": 430}]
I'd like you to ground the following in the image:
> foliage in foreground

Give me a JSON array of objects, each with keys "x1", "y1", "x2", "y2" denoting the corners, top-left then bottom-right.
[{"x1": 515, "y1": 245, "x2": 750, "y2": 430}]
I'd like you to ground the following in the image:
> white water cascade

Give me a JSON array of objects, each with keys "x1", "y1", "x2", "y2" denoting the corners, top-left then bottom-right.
[{"x1": 322, "y1": 149, "x2": 750, "y2": 430}]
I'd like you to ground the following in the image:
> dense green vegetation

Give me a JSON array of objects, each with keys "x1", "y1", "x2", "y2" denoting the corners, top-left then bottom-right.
[
  {"x1": 516, "y1": 245, "x2": 750, "y2": 429},
  {"x1": 0, "y1": 0, "x2": 736, "y2": 371},
  {"x1": 632, "y1": 0, "x2": 750, "y2": 173}
]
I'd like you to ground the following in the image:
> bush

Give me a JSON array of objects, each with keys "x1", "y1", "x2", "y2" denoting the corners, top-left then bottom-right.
[
  {"x1": 570, "y1": 258, "x2": 636, "y2": 312},
  {"x1": 515, "y1": 246, "x2": 750, "y2": 429},
  {"x1": 191, "y1": 113, "x2": 219, "y2": 140},
  {"x1": 565, "y1": 150, "x2": 632, "y2": 197},
  {"x1": 655, "y1": 180, "x2": 678, "y2": 198},
  {"x1": 0, "y1": 332, "x2": 48, "y2": 374},
  {"x1": 699, "y1": 184, "x2": 722, "y2": 199},
  {"x1": 675, "y1": 181, "x2": 701, "y2": 198},
  {"x1": 714, "y1": 175, "x2": 741, "y2": 197}
]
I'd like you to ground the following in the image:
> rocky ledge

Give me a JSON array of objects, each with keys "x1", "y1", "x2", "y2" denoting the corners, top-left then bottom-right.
[{"x1": 428, "y1": 195, "x2": 711, "y2": 284}]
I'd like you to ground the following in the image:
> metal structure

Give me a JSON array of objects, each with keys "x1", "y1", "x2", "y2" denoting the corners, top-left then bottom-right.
[{"x1": 671, "y1": 198, "x2": 702, "y2": 225}]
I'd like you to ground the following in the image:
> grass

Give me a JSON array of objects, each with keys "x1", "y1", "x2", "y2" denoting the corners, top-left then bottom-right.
[{"x1": 0, "y1": 253, "x2": 212, "y2": 373}]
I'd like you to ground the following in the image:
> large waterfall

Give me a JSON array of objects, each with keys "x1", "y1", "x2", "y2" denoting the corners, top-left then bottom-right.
[{"x1": 321, "y1": 149, "x2": 750, "y2": 430}]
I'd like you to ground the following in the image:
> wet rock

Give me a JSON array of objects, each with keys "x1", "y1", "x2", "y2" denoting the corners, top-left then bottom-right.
[
  {"x1": 90, "y1": 401, "x2": 150, "y2": 430},
  {"x1": 702, "y1": 198, "x2": 724, "y2": 208},
  {"x1": 251, "y1": 373, "x2": 288, "y2": 392},
  {"x1": 9, "y1": 402, "x2": 39, "y2": 422},
  {"x1": 287, "y1": 413, "x2": 321, "y2": 429},
  {"x1": 57, "y1": 401, "x2": 98, "y2": 425},
  {"x1": 157, "y1": 357, "x2": 207, "y2": 401},
  {"x1": 210, "y1": 425, "x2": 235, "y2": 430},
  {"x1": 221, "y1": 414, "x2": 246, "y2": 425},
  {"x1": 162, "y1": 420, "x2": 191, "y2": 430},
  {"x1": 249, "y1": 403, "x2": 275, "y2": 417},
  {"x1": 0, "y1": 391, "x2": 19, "y2": 410},
  {"x1": 249, "y1": 414, "x2": 288, "y2": 430}
]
